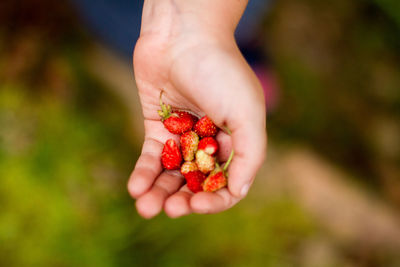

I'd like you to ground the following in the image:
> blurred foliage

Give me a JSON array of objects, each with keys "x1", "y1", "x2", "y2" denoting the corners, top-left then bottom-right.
[
  {"x1": 373, "y1": 0, "x2": 400, "y2": 28},
  {"x1": 266, "y1": 0, "x2": 400, "y2": 205}
]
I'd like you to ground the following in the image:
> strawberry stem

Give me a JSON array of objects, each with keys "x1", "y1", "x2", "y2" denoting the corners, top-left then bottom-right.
[
  {"x1": 158, "y1": 90, "x2": 171, "y2": 120},
  {"x1": 221, "y1": 126, "x2": 234, "y2": 172},
  {"x1": 223, "y1": 126, "x2": 232, "y2": 135},
  {"x1": 223, "y1": 149, "x2": 234, "y2": 172},
  {"x1": 159, "y1": 90, "x2": 164, "y2": 108}
]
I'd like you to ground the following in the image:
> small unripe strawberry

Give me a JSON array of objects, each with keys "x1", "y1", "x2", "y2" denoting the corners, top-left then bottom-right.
[
  {"x1": 180, "y1": 131, "x2": 199, "y2": 161},
  {"x1": 194, "y1": 116, "x2": 217, "y2": 137},
  {"x1": 161, "y1": 139, "x2": 182, "y2": 170},
  {"x1": 198, "y1": 137, "x2": 218, "y2": 156},
  {"x1": 203, "y1": 149, "x2": 234, "y2": 192},
  {"x1": 195, "y1": 149, "x2": 215, "y2": 174},
  {"x1": 158, "y1": 92, "x2": 197, "y2": 134},
  {"x1": 181, "y1": 161, "x2": 198, "y2": 175},
  {"x1": 203, "y1": 166, "x2": 227, "y2": 192},
  {"x1": 184, "y1": 171, "x2": 206, "y2": 193}
]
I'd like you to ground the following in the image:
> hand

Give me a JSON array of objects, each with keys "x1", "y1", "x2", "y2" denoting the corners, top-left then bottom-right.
[{"x1": 128, "y1": 0, "x2": 266, "y2": 218}]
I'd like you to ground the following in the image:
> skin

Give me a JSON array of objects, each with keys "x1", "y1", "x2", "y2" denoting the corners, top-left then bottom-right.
[{"x1": 128, "y1": 0, "x2": 267, "y2": 218}]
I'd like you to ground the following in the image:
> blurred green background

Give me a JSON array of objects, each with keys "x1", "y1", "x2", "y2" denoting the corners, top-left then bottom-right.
[{"x1": 1, "y1": 0, "x2": 400, "y2": 266}]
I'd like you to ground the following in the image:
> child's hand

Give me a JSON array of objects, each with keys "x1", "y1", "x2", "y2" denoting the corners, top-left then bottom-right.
[{"x1": 128, "y1": 0, "x2": 266, "y2": 218}]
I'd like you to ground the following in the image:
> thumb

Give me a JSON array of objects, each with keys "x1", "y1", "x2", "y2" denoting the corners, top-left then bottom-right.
[{"x1": 226, "y1": 117, "x2": 267, "y2": 198}]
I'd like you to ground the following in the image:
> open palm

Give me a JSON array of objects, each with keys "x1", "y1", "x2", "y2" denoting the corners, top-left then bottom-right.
[{"x1": 128, "y1": 31, "x2": 266, "y2": 218}]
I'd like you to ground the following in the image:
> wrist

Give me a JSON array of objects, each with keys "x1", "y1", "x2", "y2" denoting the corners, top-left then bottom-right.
[{"x1": 141, "y1": 0, "x2": 248, "y2": 40}]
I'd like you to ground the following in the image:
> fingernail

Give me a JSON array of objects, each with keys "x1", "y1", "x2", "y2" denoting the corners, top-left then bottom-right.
[{"x1": 240, "y1": 183, "x2": 250, "y2": 197}]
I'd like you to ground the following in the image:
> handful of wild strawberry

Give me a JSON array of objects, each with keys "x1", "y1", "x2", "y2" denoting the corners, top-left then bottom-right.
[{"x1": 158, "y1": 92, "x2": 233, "y2": 193}]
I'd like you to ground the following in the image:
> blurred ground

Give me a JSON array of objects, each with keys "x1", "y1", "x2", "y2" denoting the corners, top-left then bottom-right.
[{"x1": 1, "y1": 0, "x2": 400, "y2": 266}]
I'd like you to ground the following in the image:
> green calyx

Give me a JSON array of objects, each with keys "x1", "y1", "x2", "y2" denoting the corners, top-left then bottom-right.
[{"x1": 158, "y1": 90, "x2": 173, "y2": 121}]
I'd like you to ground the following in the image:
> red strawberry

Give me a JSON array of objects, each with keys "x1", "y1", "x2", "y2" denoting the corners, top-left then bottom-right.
[
  {"x1": 181, "y1": 161, "x2": 198, "y2": 175},
  {"x1": 161, "y1": 139, "x2": 182, "y2": 170},
  {"x1": 195, "y1": 149, "x2": 215, "y2": 174},
  {"x1": 203, "y1": 149, "x2": 234, "y2": 192},
  {"x1": 158, "y1": 92, "x2": 196, "y2": 134},
  {"x1": 203, "y1": 167, "x2": 227, "y2": 192},
  {"x1": 180, "y1": 131, "x2": 199, "y2": 161},
  {"x1": 164, "y1": 111, "x2": 196, "y2": 135},
  {"x1": 194, "y1": 116, "x2": 217, "y2": 137},
  {"x1": 198, "y1": 137, "x2": 218, "y2": 156},
  {"x1": 184, "y1": 171, "x2": 206, "y2": 193}
]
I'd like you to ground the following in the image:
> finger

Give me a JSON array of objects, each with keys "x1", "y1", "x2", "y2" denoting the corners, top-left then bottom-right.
[
  {"x1": 164, "y1": 185, "x2": 193, "y2": 218},
  {"x1": 128, "y1": 138, "x2": 163, "y2": 199},
  {"x1": 227, "y1": 118, "x2": 267, "y2": 198},
  {"x1": 136, "y1": 170, "x2": 184, "y2": 219},
  {"x1": 144, "y1": 120, "x2": 181, "y2": 144},
  {"x1": 190, "y1": 188, "x2": 240, "y2": 214}
]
